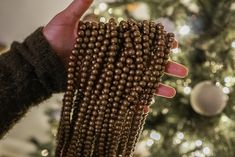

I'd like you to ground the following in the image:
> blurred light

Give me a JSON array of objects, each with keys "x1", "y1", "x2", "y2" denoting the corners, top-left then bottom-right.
[
  {"x1": 215, "y1": 82, "x2": 221, "y2": 87},
  {"x1": 150, "y1": 97, "x2": 155, "y2": 105},
  {"x1": 186, "y1": 78, "x2": 192, "y2": 83},
  {"x1": 177, "y1": 79, "x2": 182, "y2": 85},
  {"x1": 150, "y1": 131, "x2": 161, "y2": 141},
  {"x1": 146, "y1": 139, "x2": 154, "y2": 147},
  {"x1": 179, "y1": 25, "x2": 190, "y2": 35},
  {"x1": 162, "y1": 108, "x2": 169, "y2": 114},
  {"x1": 184, "y1": 86, "x2": 191, "y2": 94},
  {"x1": 41, "y1": 149, "x2": 49, "y2": 156},
  {"x1": 195, "y1": 140, "x2": 203, "y2": 147},
  {"x1": 51, "y1": 128, "x2": 57, "y2": 137},
  {"x1": 172, "y1": 48, "x2": 180, "y2": 54},
  {"x1": 221, "y1": 114, "x2": 230, "y2": 123},
  {"x1": 118, "y1": 17, "x2": 124, "y2": 23},
  {"x1": 99, "y1": 3, "x2": 108, "y2": 11},
  {"x1": 94, "y1": 8, "x2": 100, "y2": 15},
  {"x1": 100, "y1": 17, "x2": 106, "y2": 22},
  {"x1": 224, "y1": 76, "x2": 231, "y2": 83},
  {"x1": 177, "y1": 132, "x2": 184, "y2": 140},
  {"x1": 203, "y1": 147, "x2": 211, "y2": 155},
  {"x1": 108, "y1": 8, "x2": 113, "y2": 14},
  {"x1": 223, "y1": 87, "x2": 230, "y2": 94},
  {"x1": 193, "y1": 151, "x2": 205, "y2": 157},
  {"x1": 212, "y1": 69, "x2": 217, "y2": 73},
  {"x1": 180, "y1": 0, "x2": 191, "y2": 5},
  {"x1": 174, "y1": 138, "x2": 181, "y2": 144},
  {"x1": 231, "y1": 3, "x2": 235, "y2": 10},
  {"x1": 231, "y1": 41, "x2": 235, "y2": 48}
]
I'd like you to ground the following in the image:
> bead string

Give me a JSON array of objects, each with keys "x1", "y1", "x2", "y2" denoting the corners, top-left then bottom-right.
[{"x1": 55, "y1": 18, "x2": 174, "y2": 157}]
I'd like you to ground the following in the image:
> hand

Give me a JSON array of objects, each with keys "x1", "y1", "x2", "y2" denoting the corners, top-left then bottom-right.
[
  {"x1": 156, "y1": 41, "x2": 188, "y2": 98},
  {"x1": 43, "y1": 0, "x2": 188, "y2": 99},
  {"x1": 43, "y1": 0, "x2": 94, "y2": 66}
]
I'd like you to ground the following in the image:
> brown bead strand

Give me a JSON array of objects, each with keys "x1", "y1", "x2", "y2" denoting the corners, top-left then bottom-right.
[
  {"x1": 55, "y1": 19, "x2": 176, "y2": 157},
  {"x1": 71, "y1": 22, "x2": 108, "y2": 157},
  {"x1": 108, "y1": 26, "x2": 135, "y2": 156},
  {"x1": 89, "y1": 19, "x2": 120, "y2": 157},
  {"x1": 75, "y1": 19, "x2": 115, "y2": 157},
  {"x1": 65, "y1": 22, "x2": 96, "y2": 157},
  {"x1": 128, "y1": 25, "x2": 174, "y2": 156},
  {"x1": 115, "y1": 21, "x2": 147, "y2": 157},
  {"x1": 117, "y1": 20, "x2": 144, "y2": 156},
  {"x1": 102, "y1": 21, "x2": 133, "y2": 157},
  {"x1": 103, "y1": 22, "x2": 127, "y2": 156},
  {"x1": 55, "y1": 21, "x2": 87, "y2": 157},
  {"x1": 73, "y1": 22, "x2": 108, "y2": 157},
  {"x1": 61, "y1": 22, "x2": 89, "y2": 156},
  {"x1": 124, "y1": 105, "x2": 145, "y2": 157},
  {"x1": 82, "y1": 21, "x2": 115, "y2": 157},
  {"x1": 96, "y1": 27, "x2": 128, "y2": 157},
  {"x1": 109, "y1": 20, "x2": 144, "y2": 156},
  {"x1": 127, "y1": 22, "x2": 162, "y2": 155},
  {"x1": 55, "y1": 52, "x2": 76, "y2": 157},
  {"x1": 123, "y1": 21, "x2": 153, "y2": 157},
  {"x1": 89, "y1": 25, "x2": 115, "y2": 156}
]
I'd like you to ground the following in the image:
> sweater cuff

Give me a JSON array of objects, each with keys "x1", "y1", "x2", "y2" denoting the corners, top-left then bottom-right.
[{"x1": 19, "y1": 27, "x2": 67, "y2": 93}]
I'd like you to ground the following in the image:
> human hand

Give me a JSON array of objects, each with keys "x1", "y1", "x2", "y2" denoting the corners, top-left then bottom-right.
[
  {"x1": 156, "y1": 41, "x2": 188, "y2": 98},
  {"x1": 43, "y1": 0, "x2": 188, "y2": 99},
  {"x1": 43, "y1": 0, "x2": 94, "y2": 66}
]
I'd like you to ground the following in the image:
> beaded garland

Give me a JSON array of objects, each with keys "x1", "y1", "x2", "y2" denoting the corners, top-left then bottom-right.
[{"x1": 55, "y1": 18, "x2": 174, "y2": 157}]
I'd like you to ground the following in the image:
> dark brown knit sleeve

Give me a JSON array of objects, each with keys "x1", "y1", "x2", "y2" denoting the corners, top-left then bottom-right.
[{"x1": 0, "y1": 27, "x2": 67, "y2": 139}]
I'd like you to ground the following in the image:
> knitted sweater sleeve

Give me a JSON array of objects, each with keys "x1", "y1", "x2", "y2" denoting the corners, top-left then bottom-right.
[{"x1": 0, "y1": 28, "x2": 67, "y2": 139}]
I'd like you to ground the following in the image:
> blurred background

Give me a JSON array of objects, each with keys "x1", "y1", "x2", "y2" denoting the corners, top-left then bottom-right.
[{"x1": 0, "y1": 0, "x2": 235, "y2": 157}]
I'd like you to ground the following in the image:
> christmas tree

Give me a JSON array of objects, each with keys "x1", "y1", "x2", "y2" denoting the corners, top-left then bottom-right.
[{"x1": 31, "y1": 0, "x2": 235, "y2": 156}]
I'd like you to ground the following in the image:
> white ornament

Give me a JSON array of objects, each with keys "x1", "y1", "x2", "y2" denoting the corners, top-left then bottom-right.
[{"x1": 190, "y1": 81, "x2": 228, "y2": 116}]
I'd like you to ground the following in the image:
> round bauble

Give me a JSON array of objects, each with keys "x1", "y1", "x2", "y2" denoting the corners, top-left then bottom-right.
[{"x1": 190, "y1": 81, "x2": 228, "y2": 116}]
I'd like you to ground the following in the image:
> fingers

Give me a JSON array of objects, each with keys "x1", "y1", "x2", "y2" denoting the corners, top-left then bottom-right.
[
  {"x1": 171, "y1": 39, "x2": 178, "y2": 49},
  {"x1": 143, "y1": 83, "x2": 177, "y2": 114},
  {"x1": 165, "y1": 61, "x2": 188, "y2": 78},
  {"x1": 144, "y1": 106, "x2": 149, "y2": 114},
  {"x1": 155, "y1": 83, "x2": 176, "y2": 98},
  {"x1": 62, "y1": 0, "x2": 93, "y2": 22}
]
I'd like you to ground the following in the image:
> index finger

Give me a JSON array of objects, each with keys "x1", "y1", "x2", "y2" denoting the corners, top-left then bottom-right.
[{"x1": 63, "y1": 0, "x2": 93, "y2": 22}]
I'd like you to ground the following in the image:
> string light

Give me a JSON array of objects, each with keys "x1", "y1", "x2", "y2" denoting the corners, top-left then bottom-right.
[
  {"x1": 177, "y1": 132, "x2": 184, "y2": 140},
  {"x1": 203, "y1": 147, "x2": 211, "y2": 155},
  {"x1": 179, "y1": 25, "x2": 190, "y2": 35},
  {"x1": 195, "y1": 140, "x2": 203, "y2": 147},
  {"x1": 108, "y1": 8, "x2": 113, "y2": 14},
  {"x1": 223, "y1": 87, "x2": 230, "y2": 94},
  {"x1": 193, "y1": 151, "x2": 205, "y2": 157},
  {"x1": 94, "y1": 8, "x2": 100, "y2": 15},
  {"x1": 118, "y1": 17, "x2": 124, "y2": 22},
  {"x1": 146, "y1": 139, "x2": 154, "y2": 147},
  {"x1": 100, "y1": 17, "x2": 106, "y2": 22},
  {"x1": 99, "y1": 2, "x2": 108, "y2": 11},
  {"x1": 231, "y1": 41, "x2": 235, "y2": 48},
  {"x1": 224, "y1": 76, "x2": 232, "y2": 83},
  {"x1": 184, "y1": 86, "x2": 191, "y2": 95},
  {"x1": 173, "y1": 138, "x2": 181, "y2": 144},
  {"x1": 150, "y1": 131, "x2": 161, "y2": 141},
  {"x1": 173, "y1": 132, "x2": 184, "y2": 145},
  {"x1": 41, "y1": 149, "x2": 49, "y2": 156},
  {"x1": 172, "y1": 48, "x2": 180, "y2": 54},
  {"x1": 162, "y1": 108, "x2": 169, "y2": 114},
  {"x1": 215, "y1": 81, "x2": 221, "y2": 87}
]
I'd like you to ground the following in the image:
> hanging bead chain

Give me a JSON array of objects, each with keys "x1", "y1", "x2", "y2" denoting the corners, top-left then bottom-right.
[{"x1": 55, "y1": 18, "x2": 174, "y2": 157}]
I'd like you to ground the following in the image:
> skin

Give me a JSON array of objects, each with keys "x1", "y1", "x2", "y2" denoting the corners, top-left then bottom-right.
[{"x1": 43, "y1": 0, "x2": 188, "y2": 100}]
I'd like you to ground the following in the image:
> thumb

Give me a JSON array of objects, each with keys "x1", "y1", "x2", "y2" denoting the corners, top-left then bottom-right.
[{"x1": 59, "y1": 0, "x2": 93, "y2": 23}]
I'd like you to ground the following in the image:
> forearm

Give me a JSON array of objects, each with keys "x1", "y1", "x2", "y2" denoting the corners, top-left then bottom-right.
[{"x1": 0, "y1": 28, "x2": 67, "y2": 138}]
